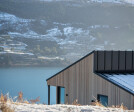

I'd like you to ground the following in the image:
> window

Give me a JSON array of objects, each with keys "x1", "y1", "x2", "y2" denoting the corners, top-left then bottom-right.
[
  {"x1": 57, "y1": 87, "x2": 65, "y2": 104},
  {"x1": 97, "y1": 94, "x2": 108, "y2": 107},
  {"x1": 60, "y1": 87, "x2": 65, "y2": 104},
  {"x1": 50, "y1": 86, "x2": 56, "y2": 104}
]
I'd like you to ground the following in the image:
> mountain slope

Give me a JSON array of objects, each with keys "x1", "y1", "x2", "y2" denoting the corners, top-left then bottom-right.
[{"x1": 0, "y1": 0, "x2": 134, "y2": 66}]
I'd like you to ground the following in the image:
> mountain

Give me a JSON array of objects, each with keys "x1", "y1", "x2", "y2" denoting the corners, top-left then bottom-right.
[
  {"x1": 0, "y1": 0, "x2": 134, "y2": 66},
  {"x1": 39, "y1": 0, "x2": 134, "y2": 4}
]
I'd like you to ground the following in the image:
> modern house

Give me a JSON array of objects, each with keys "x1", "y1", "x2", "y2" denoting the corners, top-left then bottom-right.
[{"x1": 46, "y1": 51, "x2": 134, "y2": 109}]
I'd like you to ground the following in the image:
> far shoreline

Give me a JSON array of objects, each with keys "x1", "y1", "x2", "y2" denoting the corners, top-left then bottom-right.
[{"x1": 0, "y1": 64, "x2": 65, "y2": 68}]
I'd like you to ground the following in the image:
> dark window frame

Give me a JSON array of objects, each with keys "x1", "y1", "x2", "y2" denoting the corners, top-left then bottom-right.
[
  {"x1": 97, "y1": 94, "x2": 108, "y2": 107},
  {"x1": 57, "y1": 86, "x2": 65, "y2": 104}
]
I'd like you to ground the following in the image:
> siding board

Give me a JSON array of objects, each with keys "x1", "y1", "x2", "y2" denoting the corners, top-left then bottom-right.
[
  {"x1": 112, "y1": 51, "x2": 119, "y2": 71},
  {"x1": 105, "y1": 51, "x2": 112, "y2": 71},
  {"x1": 126, "y1": 51, "x2": 133, "y2": 71},
  {"x1": 47, "y1": 52, "x2": 134, "y2": 109},
  {"x1": 119, "y1": 51, "x2": 125, "y2": 71},
  {"x1": 98, "y1": 51, "x2": 105, "y2": 71}
]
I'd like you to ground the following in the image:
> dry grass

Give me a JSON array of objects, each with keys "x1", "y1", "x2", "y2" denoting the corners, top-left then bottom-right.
[
  {"x1": 0, "y1": 93, "x2": 7, "y2": 103},
  {"x1": 120, "y1": 103, "x2": 128, "y2": 110},
  {"x1": 17, "y1": 91, "x2": 23, "y2": 103},
  {"x1": 16, "y1": 91, "x2": 29, "y2": 104},
  {"x1": 111, "y1": 103, "x2": 128, "y2": 110},
  {"x1": 29, "y1": 96, "x2": 40, "y2": 104},
  {"x1": 0, "y1": 92, "x2": 129, "y2": 111},
  {"x1": 72, "y1": 99, "x2": 81, "y2": 106},
  {"x1": 0, "y1": 93, "x2": 14, "y2": 112},
  {"x1": 0, "y1": 103, "x2": 14, "y2": 112},
  {"x1": 0, "y1": 92, "x2": 42, "y2": 111},
  {"x1": 71, "y1": 98, "x2": 128, "y2": 110},
  {"x1": 91, "y1": 100, "x2": 104, "y2": 107},
  {"x1": 91, "y1": 96, "x2": 105, "y2": 107},
  {"x1": 91, "y1": 97, "x2": 128, "y2": 110}
]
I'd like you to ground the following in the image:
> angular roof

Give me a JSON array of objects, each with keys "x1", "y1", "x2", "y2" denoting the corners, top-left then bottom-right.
[
  {"x1": 97, "y1": 73, "x2": 134, "y2": 95},
  {"x1": 46, "y1": 50, "x2": 94, "y2": 81},
  {"x1": 46, "y1": 50, "x2": 134, "y2": 95}
]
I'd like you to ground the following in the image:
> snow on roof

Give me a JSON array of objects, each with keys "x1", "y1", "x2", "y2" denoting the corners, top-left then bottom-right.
[{"x1": 100, "y1": 73, "x2": 134, "y2": 94}]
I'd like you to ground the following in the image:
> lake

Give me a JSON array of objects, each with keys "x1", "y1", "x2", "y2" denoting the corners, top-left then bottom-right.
[{"x1": 0, "y1": 67, "x2": 63, "y2": 104}]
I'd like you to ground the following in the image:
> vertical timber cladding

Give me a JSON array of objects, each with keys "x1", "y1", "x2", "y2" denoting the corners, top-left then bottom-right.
[
  {"x1": 47, "y1": 51, "x2": 134, "y2": 109},
  {"x1": 47, "y1": 53, "x2": 94, "y2": 105},
  {"x1": 67, "y1": 54, "x2": 94, "y2": 105},
  {"x1": 94, "y1": 51, "x2": 134, "y2": 73},
  {"x1": 92, "y1": 72, "x2": 134, "y2": 109}
]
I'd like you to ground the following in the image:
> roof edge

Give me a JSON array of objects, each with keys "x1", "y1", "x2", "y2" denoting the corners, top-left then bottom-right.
[
  {"x1": 46, "y1": 50, "x2": 95, "y2": 81},
  {"x1": 95, "y1": 72, "x2": 134, "y2": 96}
]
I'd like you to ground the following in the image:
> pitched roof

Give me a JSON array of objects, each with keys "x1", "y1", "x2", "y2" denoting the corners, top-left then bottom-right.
[
  {"x1": 46, "y1": 49, "x2": 134, "y2": 95},
  {"x1": 96, "y1": 73, "x2": 134, "y2": 95},
  {"x1": 46, "y1": 50, "x2": 94, "y2": 81}
]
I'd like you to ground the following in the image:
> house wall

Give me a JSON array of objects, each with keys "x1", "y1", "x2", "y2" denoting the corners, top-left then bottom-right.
[{"x1": 47, "y1": 53, "x2": 134, "y2": 109}]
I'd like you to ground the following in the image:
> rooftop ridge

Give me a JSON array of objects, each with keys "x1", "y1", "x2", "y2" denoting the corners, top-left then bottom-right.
[{"x1": 46, "y1": 50, "x2": 95, "y2": 81}]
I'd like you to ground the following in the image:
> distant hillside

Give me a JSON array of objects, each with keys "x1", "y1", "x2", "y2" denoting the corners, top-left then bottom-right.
[
  {"x1": 0, "y1": 0, "x2": 134, "y2": 25},
  {"x1": 0, "y1": 0, "x2": 134, "y2": 66}
]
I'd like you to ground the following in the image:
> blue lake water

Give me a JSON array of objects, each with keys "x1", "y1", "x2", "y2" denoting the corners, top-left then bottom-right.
[{"x1": 0, "y1": 67, "x2": 63, "y2": 104}]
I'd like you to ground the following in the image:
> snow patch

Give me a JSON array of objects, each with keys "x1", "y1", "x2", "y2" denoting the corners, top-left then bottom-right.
[
  {"x1": 0, "y1": 51, "x2": 34, "y2": 55},
  {"x1": 124, "y1": 0, "x2": 134, "y2": 4},
  {"x1": 46, "y1": 28, "x2": 62, "y2": 37},
  {"x1": 0, "y1": 12, "x2": 34, "y2": 24},
  {"x1": 38, "y1": 56, "x2": 64, "y2": 60},
  {"x1": 63, "y1": 27, "x2": 89, "y2": 37},
  {"x1": 90, "y1": 0, "x2": 130, "y2": 4}
]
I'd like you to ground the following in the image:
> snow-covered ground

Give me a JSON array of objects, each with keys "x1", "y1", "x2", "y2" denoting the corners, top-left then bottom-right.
[{"x1": 6, "y1": 103, "x2": 125, "y2": 112}]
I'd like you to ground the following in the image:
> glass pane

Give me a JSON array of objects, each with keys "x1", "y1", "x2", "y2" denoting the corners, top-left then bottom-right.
[
  {"x1": 100, "y1": 95, "x2": 108, "y2": 107},
  {"x1": 60, "y1": 87, "x2": 65, "y2": 104},
  {"x1": 50, "y1": 86, "x2": 56, "y2": 104}
]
